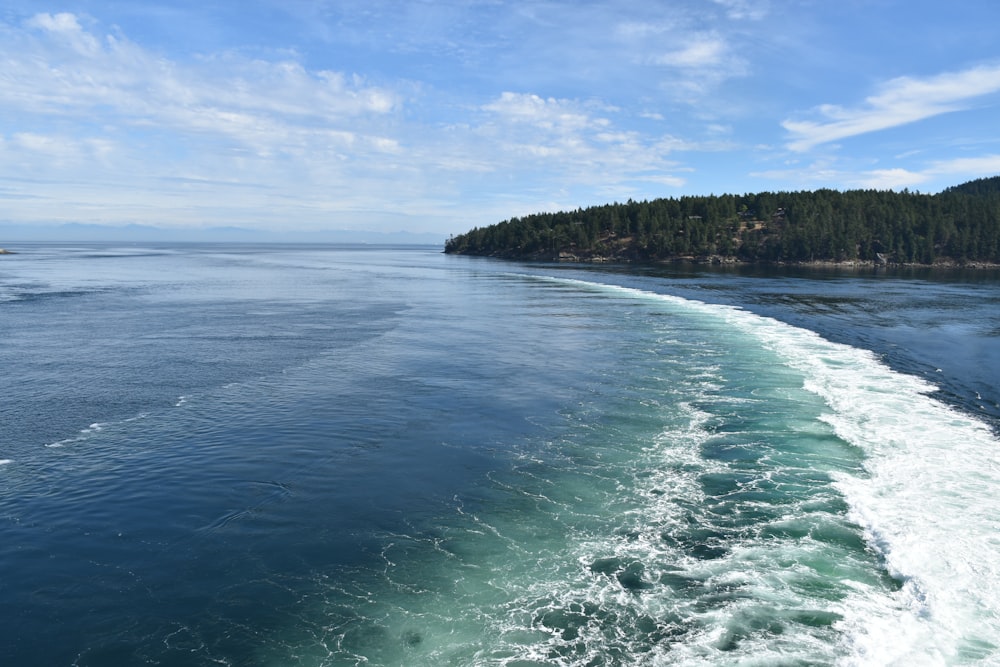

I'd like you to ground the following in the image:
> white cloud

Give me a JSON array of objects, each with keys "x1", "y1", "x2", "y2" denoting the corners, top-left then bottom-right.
[
  {"x1": 614, "y1": 20, "x2": 679, "y2": 40},
  {"x1": 751, "y1": 152, "x2": 1000, "y2": 192},
  {"x1": 0, "y1": 13, "x2": 423, "y2": 230},
  {"x1": 474, "y1": 91, "x2": 688, "y2": 195},
  {"x1": 710, "y1": 0, "x2": 771, "y2": 21},
  {"x1": 849, "y1": 156, "x2": 1000, "y2": 189},
  {"x1": 926, "y1": 154, "x2": 1000, "y2": 176},
  {"x1": 784, "y1": 64, "x2": 1000, "y2": 152},
  {"x1": 653, "y1": 37, "x2": 727, "y2": 69},
  {"x1": 854, "y1": 168, "x2": 930, "y2": 190},
  {"x1": 26, "y1": 12, "x2": 100, "y2": 55},
  {"x1": 638, "y1": 174, "x2": 688, "y2": 188},
  {"x1": 4, "y1": 13, "x2": 400, "y2": 151},
  {"x1": 13, "y1": 132, "x2": 63, "y2": 153},
  {"x1": 481, "y1": 92, "x2": 600, "y2": 132},
  {"x1": 6, "y1": 132, "x2": 118, "y2": 170},
  {"x1": 647, "y1": 32, "x2": 749, "y2": 97},
  {"x1": 0, "y1": 7, "x2": 736, "y2": 232},
  {"x1": 482, "y1": 92, "x2": 623, "y2": 153}
]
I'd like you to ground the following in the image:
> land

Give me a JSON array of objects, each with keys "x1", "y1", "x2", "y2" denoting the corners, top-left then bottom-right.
[{"x1": 445, "y1": 176, "x2": 1000, "y2": 268}]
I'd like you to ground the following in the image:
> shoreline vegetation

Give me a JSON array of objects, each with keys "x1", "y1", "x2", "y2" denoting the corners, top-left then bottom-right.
[{"x1": 444, "y1": 176, "x2": 1000, "y2": 269}]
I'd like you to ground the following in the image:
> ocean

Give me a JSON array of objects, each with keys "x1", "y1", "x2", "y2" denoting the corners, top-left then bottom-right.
[{"x1": 1, "y1": 243, "x2": 998, "y2": 666}]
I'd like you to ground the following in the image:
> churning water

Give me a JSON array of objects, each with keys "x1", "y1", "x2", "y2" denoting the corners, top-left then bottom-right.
[{"x1": 1, "y1": 244, "x2": 998, "y2": 666}]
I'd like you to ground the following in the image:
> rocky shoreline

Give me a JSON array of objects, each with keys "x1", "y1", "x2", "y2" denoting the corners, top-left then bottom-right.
[{"x1": 479, "y1": 248, "x2": 1000, "y2": 270}]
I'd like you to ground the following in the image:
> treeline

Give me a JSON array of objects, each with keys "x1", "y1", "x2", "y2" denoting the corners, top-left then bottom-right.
[{"x1": 444, "y1": 176, "x2": 1000, "y2": 265}]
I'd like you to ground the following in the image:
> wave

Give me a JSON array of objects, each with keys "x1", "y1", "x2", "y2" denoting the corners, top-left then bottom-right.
[
  {"x1": 547, "y1": 275, "x2": 1000, "y2": 663},
  {"x1": 45, "y1": 422, "x2": 107, "y2": 448},
  {"x1": 44, "y1": 415, "x2": 148, "y2": 448},
  {"x1": 0, "y1": 288, "x2": 99, "y2": 304}
]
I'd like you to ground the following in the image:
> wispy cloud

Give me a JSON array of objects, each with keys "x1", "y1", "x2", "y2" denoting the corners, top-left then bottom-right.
[
  {"x1": 8, "y1": 132, "x2": 115, "y2": 166},
  {"x1": 926, "y1": 154, "x2": 1000, "y2": 176},
  {"x1": 481, "y1": 92, "x2": 604, "y2": 132},
  {"x1": 0, "y1": 11, "x2": 699, "y2": 231},
  {"x1": 477, "y1": 92, "x2": 687, "y2": 186},
  {"x1": 0, "y1": 12, "x2": 422, "y2": 227},
  {"x1": 3, "y1": 13, "x2": 400, "y2": 149},
  {"x1": 845, "y1": 154, "x2": 1000, "y2": 190},
  {"x1": 5, "y1": 2, "x2": 993, "y2": 234},
  {"x1": 853, "y1": 168, "x2": 930, "y2": 190},
  {"x1": 25, "y1": 11, "x2": 101, "y2": 54},
  {"x1": 752, "y1": 152, "x2": 1000, "y2": 192},
  {"x1": 710, "y1": 0, "x2": 771, "y2": 21},
  {"x1": 646, "y1": 31, "x2": 749, "y2": 98},
  {"x1": 783, "y1": 64, "x2": 1000, "y2": 151},
  {"x1": 652, "y1": 33, "x2": 730, "y2": 70}
]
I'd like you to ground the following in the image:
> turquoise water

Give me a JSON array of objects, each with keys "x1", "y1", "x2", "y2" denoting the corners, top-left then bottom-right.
[{"x1": 1, "y1": 244, "x2": 998, "y2": 665}]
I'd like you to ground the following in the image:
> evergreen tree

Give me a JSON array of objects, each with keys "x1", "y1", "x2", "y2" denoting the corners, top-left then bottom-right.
[{"x1": 445, "y1": 177, "x2": 1000, "y2": 265}]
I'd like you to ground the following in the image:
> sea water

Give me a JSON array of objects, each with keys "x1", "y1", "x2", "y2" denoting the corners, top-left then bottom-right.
[{"x1": 1, "y1": 244, "x2": 998, "y2": 666}]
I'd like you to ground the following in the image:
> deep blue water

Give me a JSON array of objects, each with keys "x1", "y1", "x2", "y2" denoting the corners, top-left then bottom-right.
[{"x1": 1, "y1": 244, "x2": 998, "y2": 665}]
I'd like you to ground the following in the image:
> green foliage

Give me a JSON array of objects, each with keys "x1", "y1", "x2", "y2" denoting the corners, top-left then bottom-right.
[{"x1": 444, "y1": 177, "x2": 1000, "y2": 265}]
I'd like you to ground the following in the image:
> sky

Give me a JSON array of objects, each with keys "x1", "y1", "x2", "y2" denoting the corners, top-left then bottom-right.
[{"x1": 1, "y1": 0, "x2": 999, "y2": 240}]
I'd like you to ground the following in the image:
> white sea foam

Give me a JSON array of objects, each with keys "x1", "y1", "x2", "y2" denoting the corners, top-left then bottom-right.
[
  {"x1": 43, "y1": 416, "x2": 144, "y2": 448},
  {"x1": 717, "y1": 308, "x2": 1000, "y2": 663},
  {"x1": 0, "y1": 459, "x2": 12, "y2": 466},
  {"x1": 45, "y1": 422, "x2": 106, "y2": 447},
  {"x1": 546, "y1": 276, "x2": 1000, "y2": 663},
  {"x1": 686, "y1": 303, "x2": 998, "y2": 661}
]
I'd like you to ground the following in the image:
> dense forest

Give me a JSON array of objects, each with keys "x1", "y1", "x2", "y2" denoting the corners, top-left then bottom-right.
[{"x1": 444, "y1": 176, "x2": 1000, "y2": 266}]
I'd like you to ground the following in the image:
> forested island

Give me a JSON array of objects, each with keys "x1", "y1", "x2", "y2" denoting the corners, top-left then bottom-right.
[{"x1": 444, "y1": 176, "x2": 1000, "y2": 266}]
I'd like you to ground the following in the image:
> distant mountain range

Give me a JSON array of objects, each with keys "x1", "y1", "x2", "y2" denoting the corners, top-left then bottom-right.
[{"x1": 0, "y1": 222, "x2": 444, "y2": 245}]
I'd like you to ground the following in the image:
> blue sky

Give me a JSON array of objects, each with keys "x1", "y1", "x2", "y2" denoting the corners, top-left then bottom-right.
[{"x1": 2, "y1": 0, "x2": 999, "y2": 239}]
